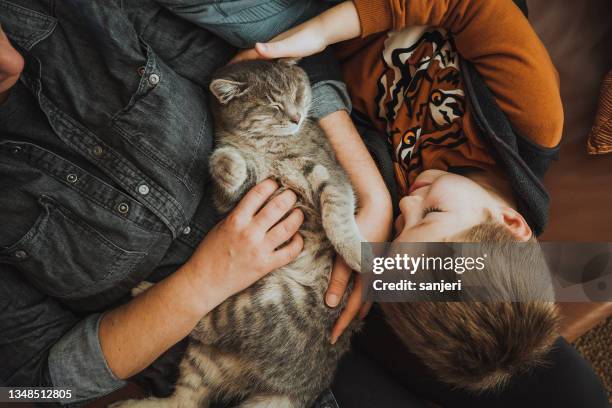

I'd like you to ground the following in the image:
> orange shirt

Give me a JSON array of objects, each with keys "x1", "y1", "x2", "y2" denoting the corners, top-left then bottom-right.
[{"x1": 336, "y1": 0, "x2": 563, "y2": 195}]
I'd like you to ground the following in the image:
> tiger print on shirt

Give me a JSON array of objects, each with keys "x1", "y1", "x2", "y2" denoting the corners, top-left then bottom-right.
[{"x1": 341, "y1": 26, "x2": 496, "y2": 195}]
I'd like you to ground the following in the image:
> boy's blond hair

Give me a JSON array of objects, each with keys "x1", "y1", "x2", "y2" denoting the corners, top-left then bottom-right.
[{"x1": 381, "y1": 222, "x2": 559, "y2": 392}]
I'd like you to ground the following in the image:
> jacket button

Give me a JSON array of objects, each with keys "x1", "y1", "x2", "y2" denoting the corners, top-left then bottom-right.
[
  {"x1": 92, "y1": 145, "x2": 104, "y2": 157},
  {"x1": 182, "y1": 226, "x2": 191, "y2": 235},
  {"x1": 148, "y1": 73, "x2": 160, "y2": 86},
  {"x1": 117, "y1": 202, "x2": 130, "y2": 214},
  {"x1": 14, "y1": 250, "x2": 27, "y2": 259},
  {"x1": 137, "y1": 184, "x2": 150, "y2": 195},
  {"x1": 66, "y1": 173, "x2": 78, "y2": 183}
]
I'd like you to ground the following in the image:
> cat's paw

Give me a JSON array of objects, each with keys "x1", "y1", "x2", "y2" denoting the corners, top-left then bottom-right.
[
  {"x1": 338, "y1": 239, "x2": 372, "y2": 274},
  {"x1": 210, "y1": 148, "x2": 248, "y2": 193}
]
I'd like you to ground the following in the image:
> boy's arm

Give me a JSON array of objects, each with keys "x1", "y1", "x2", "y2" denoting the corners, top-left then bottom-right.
[
  {"x1": 246, "y1": 0, "x2": 563, "y2": 148},
  {"x1": 353, "y1": 0, "x2": 563, "y2": 148}
]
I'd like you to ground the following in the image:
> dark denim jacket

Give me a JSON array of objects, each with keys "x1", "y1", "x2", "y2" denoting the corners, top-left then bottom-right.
[{"x1": 0, "y1": 0, "x2": 347, "y2": 405}]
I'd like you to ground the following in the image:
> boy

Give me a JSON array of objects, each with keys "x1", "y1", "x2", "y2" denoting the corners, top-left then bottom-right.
[{"x1": 235, "y1": 0, "x2": 609, "y2": 405}]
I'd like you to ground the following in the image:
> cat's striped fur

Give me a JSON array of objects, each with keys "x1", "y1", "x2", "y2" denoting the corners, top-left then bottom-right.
[{"x1": 114, "y1": 60, "x2": 363, "y2": 408}]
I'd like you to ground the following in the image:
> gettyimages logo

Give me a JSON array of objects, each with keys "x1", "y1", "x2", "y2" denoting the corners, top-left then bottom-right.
[
  {"x1": 372, "y1": 253, "x2": 487, "y2": 275},
  {"x1": 361, "y1": 242, "x2": 612, "y2": 302}
]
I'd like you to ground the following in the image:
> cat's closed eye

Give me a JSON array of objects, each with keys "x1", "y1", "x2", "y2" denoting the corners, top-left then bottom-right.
[{"x1": 270, "y1": 102, "x2": 284, "y2": 112}]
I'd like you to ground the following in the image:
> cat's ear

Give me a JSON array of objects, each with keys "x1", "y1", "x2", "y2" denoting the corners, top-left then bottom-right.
[
  {"x1": 210, "y1": 79, "x2": 249, "y2": 104},
  {"x1": 279, "y1": 58, "x2": 302, "y2": 67}
]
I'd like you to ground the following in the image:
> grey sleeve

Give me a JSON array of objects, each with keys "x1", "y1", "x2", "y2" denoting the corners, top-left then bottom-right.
[
  {"x1": 299, "y1": 48, "x2": 352, "y2": 119},
  {"x1": 48, "y1": 314, "x2": 126, "y2": 404},
  {"x1": 0, "y1": 265, "x2": 125, "y2": 404},
  {"x1": 310, "y1": 80, "x2": 352, "y2": 120}
]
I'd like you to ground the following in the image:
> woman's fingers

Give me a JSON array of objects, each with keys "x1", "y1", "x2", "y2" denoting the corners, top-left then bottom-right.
[
  {"x1": 330, "y1": 275, "x2": 364, "y2": 344},
  {"x1": 325, "y1": 256, "x2": 351, "y2": 308},
  {"x1": 267, "y1": 208, "x2": 304, "y2": 249},
  {"x1": 270, "y1": 233, "x2": 304, "y2": 270},
  {"x1": 254, "y1": 189, "x2": 297, "y2": 231},
  {"x1": 233, "y1": 179, "x2": 279, "y2": 220}
]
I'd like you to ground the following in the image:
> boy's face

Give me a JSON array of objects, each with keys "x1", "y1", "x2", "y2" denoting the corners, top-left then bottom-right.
[{"x1": 394, "y1": 169, "x2": 505, "y2": 242}]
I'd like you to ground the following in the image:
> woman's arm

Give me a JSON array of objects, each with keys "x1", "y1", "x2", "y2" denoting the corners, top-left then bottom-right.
[{"x1": 100, "y1": 180, "x2": 304, "y2": 379}]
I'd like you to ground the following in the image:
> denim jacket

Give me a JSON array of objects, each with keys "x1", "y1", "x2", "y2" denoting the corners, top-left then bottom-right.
[{"x1": 0, "y1": 0, "x2": 347, "y2": 405}]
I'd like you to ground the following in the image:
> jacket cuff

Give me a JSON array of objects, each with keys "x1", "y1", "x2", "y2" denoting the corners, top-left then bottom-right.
[
  {"x1": 48, "y1": 314, "x2": 126, "y2": 404},
  {"x1": 353, "y1": 0, "x2": 393, "y2": 37},
  {"x1": 310, "y1": 80, "x2": 352, "y2": 120}
]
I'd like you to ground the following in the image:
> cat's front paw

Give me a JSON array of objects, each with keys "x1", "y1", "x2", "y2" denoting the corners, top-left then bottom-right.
[
  {"x1": 210, "y1": 148, "x2": 248, "y2": 193},
  {"x1": 338, "y1": 238, "x2": 372, "y2": 274}
]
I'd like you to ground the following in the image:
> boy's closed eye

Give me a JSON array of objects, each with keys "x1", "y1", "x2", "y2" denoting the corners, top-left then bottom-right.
[{"x1": 422, "y1": 206, "x2": 443, "y2": 218}]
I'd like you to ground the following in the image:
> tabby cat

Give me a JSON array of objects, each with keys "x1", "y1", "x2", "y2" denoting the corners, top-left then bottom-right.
[{"x1": 113, "y1": 59, "x2": 364, "y2": 408}]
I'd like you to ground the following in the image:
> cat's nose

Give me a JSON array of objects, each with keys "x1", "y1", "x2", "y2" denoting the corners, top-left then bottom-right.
[{"x1": 289, "y1": 114, "x2": 301, "y2": 124}]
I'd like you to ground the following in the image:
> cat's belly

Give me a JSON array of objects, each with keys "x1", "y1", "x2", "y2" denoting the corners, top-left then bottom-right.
[{"x1": 191, "y1": 240, "x2": 355, "y2": 393}]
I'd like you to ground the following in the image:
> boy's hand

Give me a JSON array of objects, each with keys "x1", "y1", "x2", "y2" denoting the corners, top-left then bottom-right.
[
  {"x1": 231, "y1": 1, "x2": 361, "y2": 63},
  {"x1": 316, "y1": 111, "x2": 392, "y2": 344},
  {"x1": 0, "y1": 27, "x2": 24, "y2": 104},
  {"x1": 326, "y1": 255, "x2": 371, "y2": 344},
  {"x1": 326, "y1": 208, "x2": 392, "y2": 344}
]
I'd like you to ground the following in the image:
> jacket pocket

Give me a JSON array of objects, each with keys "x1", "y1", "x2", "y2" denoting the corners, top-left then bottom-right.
[
  {"x1": 0, "y1": 0, "x2": 57, "y2": 51},
  {"x1": 110, "y1": 41, "x2": 212, "y2": 187},
  {"x1": 1, "y1": 195, "x2": 147, "y2": 298}
]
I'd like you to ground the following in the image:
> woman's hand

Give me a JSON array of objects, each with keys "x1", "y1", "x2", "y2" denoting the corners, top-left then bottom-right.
[
  {"x1": 101, "y1": 179, "x2": 304, "y2": 379},
  {"x1": 0, "y1": 27, "x2": 24, "y2": 104},
  {"x1": 231, "y1": 1, "x2": 361, "y2": 63},
  {"x1": 186, "y1": 179, "x2": 304, "y2": 312}
]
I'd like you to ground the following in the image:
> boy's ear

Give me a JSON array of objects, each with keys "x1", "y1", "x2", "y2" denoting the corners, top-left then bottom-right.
[
  {"x1": 210, "y1": 79, "x2": 249, "y2": 104},
  {"x1": 500, "y1": 207, "x2": 532, "y2": 241}
]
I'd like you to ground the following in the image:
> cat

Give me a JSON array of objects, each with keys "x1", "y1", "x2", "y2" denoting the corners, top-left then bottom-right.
[{"x1": 112, "y1": 59, "x2": 365, "y2": 408}]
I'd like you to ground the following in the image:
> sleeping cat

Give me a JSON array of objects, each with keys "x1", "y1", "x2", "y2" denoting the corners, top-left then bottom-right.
[{"x1": 112, "y1": 59, "x2": 365, "y2": 408}]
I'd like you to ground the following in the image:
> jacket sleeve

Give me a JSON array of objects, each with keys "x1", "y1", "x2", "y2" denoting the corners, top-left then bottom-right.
[
  {"x1": 0, "y1": 264, "x2": 126, "y2": 404},
  {"x1": 352, "y1": 0, "x2": 563, "y2": 148}
]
